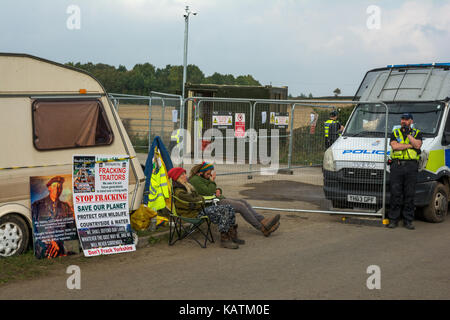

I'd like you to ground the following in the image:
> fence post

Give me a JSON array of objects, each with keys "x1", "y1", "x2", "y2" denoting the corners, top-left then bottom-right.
[
  {"x1": 180, "y1": 97, "x2": 185, "y2": 167},
  {"x1": 248, "y1": 101, "x2": 256, "y2": 179},
  {"x1": 288, "y1": 103, "x2": 295, "y2": 170},
  {"x1": 148, "y1": 96, "x2": 152, "y2": 153},
  {"x1": 382, "y1": 102, "x2": 389, "y2": 222},
  {"x1": 161, "y1": 99, "x2": 166, "y2": 139}
]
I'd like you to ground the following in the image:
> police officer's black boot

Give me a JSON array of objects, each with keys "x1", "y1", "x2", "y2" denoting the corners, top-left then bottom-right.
[
  {"x1": 403, "y1": 220, "x2": 415, "y2": 230},
  {"x1": 387, "y1": 220, "x2": 398, "y2": 228}
]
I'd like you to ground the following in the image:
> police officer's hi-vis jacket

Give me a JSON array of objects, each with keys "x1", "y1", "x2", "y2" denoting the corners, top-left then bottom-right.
[
  {"x1": 391, "y1": 128, "x2": 421, "y2": 160},
  {"x1": 324, "y1": 120, "x2": 339, "y2": 138}
]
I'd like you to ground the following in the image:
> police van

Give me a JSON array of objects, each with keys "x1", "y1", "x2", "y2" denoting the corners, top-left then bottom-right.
[{"x1": 323, "y1": 63, "x2": 450, "y2": 223}]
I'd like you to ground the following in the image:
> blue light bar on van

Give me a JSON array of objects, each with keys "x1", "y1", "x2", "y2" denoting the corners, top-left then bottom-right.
[{"x1": 387, "y1": 63, "x2": 450, "y2": 68}]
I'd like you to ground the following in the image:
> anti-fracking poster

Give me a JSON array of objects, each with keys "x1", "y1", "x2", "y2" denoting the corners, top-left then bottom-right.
[
  {"x1": 30, "y1": 174, "x2": 78, "y2": 259},
  {"x1": 73, "y1": 155, "x2": 135, "y2": 257}
]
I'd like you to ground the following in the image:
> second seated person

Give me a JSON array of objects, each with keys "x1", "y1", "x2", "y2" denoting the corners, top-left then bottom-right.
[{"x1": 189, "y1": 162, "x2": 280, "y2": 237}]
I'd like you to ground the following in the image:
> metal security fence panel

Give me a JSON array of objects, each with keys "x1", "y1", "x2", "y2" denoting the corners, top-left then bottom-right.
[
  {"x1": 319, "y1": 102, "x2": 389, "y2": 217},
  {"x1": 273, "y1": 100, "x2": 389, "y2": 218},
  {"x1": 119, "y1": 92, "x2": 391, "y2": 219},
  {"x1": 252, "y1": 101, "x2": 293, "y2": 174},
  {"x1": 289, "y1": 102, "x2": 336, "y2": 168},
  {"x1": 180, "y1": 97, "x2": 254, "y2": 176},
  {"x1": 149, "y1": 92, "x2": 183, "y2": 150},
  {"x1": 109, "y1": 92, "x2": 183, "y2": 155},
  {"x1": 109, "y1": 94, "x2": 152, "y2": 154}
]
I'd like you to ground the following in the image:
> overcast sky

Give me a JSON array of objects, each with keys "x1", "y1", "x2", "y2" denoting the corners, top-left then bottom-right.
[{"x1": 1, "y1": 0, "x2": 450, "y2": 96}]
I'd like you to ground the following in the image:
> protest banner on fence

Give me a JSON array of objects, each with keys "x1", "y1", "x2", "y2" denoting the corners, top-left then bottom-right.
[
  {"x1": 30, "y1": 174, "x2": 78, "y2": 259},
  {"x1": 72, "y1": 155, "x2": 135, "y2": 257}
]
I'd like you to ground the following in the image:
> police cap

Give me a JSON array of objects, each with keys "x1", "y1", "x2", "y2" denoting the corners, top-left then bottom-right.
[{"x1": 401, "y1": 112, "x2": 413, "y2": 120}]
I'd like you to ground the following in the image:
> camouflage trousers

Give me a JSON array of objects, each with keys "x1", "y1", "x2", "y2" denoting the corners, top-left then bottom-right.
[{"x1": 198, "y1": 204, "x2": 236, "y2": 233}]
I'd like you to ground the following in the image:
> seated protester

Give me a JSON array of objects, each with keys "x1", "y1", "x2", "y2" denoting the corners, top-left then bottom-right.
[
  {"x1": 167, "y1": 167, "x2": 245, "y2": 249},
  {"x1": 189, "y1": 162, "x2": 280, "y2": 237}
]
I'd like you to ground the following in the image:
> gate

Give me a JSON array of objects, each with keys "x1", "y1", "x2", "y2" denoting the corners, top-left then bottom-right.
[
  {"x1": 109, "y1": 92, "x2": 390, "y2": 220},
  {"x1": 181, "y1": 96, "x2": 389, "y2": 220}
]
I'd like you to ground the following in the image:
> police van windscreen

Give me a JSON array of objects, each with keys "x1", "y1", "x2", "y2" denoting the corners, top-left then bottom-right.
[{"x1": 344, "y1": 102, "x2": 444, "y2": 138}]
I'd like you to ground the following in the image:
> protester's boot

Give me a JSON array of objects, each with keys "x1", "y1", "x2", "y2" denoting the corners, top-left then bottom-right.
[
  {"x1": 220, "y1": 231, "x2": 239, "y2": 249},
  {"x1": 261, "y1": 221, "x2": 280, "y2": 237},
  {"x1": 260, "y1": 214, "x2": 281, "y2": 237},
  {"x1": 229, "y1": 224, "x2": 245, "y2": 245}
]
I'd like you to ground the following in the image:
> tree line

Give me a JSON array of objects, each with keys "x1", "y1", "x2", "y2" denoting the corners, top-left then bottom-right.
[{"x1": 65, "y1": 62, "x2": 262, "y2": 95}]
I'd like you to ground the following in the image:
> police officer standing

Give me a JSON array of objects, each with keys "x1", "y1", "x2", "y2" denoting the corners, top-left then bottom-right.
[
  {"x1": 324, "y1": 110, "x2": 344, "y2": 148},
  {"x1": 388, "y1": 113, "x2": 423, "y2": 230}
]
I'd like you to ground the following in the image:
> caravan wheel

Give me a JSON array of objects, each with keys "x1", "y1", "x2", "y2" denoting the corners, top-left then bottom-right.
[{"x1": 0, "y1": 215, "x2": 30, "y2": 257}]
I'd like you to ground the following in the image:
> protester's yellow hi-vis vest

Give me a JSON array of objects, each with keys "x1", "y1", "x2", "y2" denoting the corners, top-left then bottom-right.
[
  {"x1": 148, "y1": 149, "x2": 170, "y2": 211},
  {"x1": 324, "y1": 120, "x2": 339, "y2": 138},
  {"x1": 391, "y1": 128, "x2": 421, "y2": 160}
]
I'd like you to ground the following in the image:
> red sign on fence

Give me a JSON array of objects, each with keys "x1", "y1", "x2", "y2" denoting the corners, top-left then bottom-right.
[{"x1": 235, "y1": 113, "x2": 246, "y2": 138}]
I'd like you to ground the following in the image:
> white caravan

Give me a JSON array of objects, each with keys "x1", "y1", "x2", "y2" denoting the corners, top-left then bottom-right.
[{"x1": 0, "y1": 53, "x2": 146, "y2": 257}]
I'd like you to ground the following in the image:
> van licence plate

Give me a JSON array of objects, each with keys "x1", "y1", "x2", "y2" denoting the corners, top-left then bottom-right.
[{"x1": 347, "y1": 195, "x2": 376, "y2": 204}]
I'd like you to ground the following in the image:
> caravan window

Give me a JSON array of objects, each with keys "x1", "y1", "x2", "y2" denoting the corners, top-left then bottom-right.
[{"x1": 32, "y1": 99, "x2": 113, "y2": 150}]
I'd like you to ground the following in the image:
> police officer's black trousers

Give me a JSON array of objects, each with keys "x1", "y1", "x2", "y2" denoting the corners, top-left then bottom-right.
[{"x1": 389, "y1": 160, "x2": 418, "y2": 222}]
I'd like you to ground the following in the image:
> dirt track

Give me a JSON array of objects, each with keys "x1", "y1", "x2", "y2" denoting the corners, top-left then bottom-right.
[{"x1": 1, "y1": 171, "x2": 449, "y2": 300}]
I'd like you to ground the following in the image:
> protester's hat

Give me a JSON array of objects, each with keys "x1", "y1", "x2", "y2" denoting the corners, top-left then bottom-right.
[
  {"x1": 401, "y1": 112, "x2": 413, "y2": 120},
  {"x1": 199, "y1": 162, "x2": 214, "y2": 172},
  {"x1": 168, "y1": 167, "x2": 186, "y2": 181},
  {"x1": 46, "y1": 176, "x2": 65, "y2": 187}
]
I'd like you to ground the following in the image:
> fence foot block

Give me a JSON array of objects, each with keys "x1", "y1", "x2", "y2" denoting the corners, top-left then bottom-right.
[
  {"x1": 277, "y1": 168, "x2": 293, "y2": 175},
  {"x1": 340, "y1": 217, "x2": 385, "y2": 227}
]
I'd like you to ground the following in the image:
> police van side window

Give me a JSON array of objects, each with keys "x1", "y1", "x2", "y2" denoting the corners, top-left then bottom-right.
[{"x1": 32, "y1": 99, "x2": 114, "y2": 150}]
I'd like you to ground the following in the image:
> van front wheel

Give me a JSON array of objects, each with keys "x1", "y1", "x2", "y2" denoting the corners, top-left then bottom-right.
[
  {"x1": 421, "y1": 183, "x2": 448, "y2": 223},
  {"x1": 0, "y1": 215, "x2": 30, "y2": 257}
]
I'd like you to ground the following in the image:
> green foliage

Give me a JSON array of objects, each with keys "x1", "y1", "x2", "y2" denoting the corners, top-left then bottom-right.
[{"x1": 66, "y1": 61, "x2": 261, "y2": 95}]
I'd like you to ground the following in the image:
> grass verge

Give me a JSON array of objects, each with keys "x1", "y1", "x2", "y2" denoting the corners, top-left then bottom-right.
[{"x1": 0, "y1": 227, "x2": 171, "y2": 286}]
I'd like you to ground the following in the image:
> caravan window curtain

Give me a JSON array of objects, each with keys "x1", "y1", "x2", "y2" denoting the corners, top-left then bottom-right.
[{"x1": 33, "y1": 99, "x2": 113, "y2": 150}]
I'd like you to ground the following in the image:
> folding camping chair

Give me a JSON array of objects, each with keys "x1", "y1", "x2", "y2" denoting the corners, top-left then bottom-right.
[{"x1": 167, "y1": 180, "x2": 214, "y2": 248}]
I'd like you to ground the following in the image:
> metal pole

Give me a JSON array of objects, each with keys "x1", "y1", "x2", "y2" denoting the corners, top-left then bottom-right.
[
  {"x1": 288, "y1": 104, "x2": 295, "y2": 170},
  {"x1": 382, "y1": 102, "x2": 389, "y2": 222},
  {"x1": 251, "y1": 206, "x2": 383, "y2": 217},
  {"x1": 182, "y1": 12, "x2": 188, "y2": 99},
  {"x1": 161, "y1": 99, "x2": 166, "y2": 139},
  {"x1": 148, "y1": 97, "x2": 152, "y2": 153},
  {"x1": 182, "y1": 7, "x2": 197, "y2": 99},
  {"x1": 248, "y1": 101, "x2": 256, "y2": 178},
  {"x1": 181, "y1": 6, "x2": 197, "y2": 99},
  {"x1": 195, "y1": 100, "x2": 201, "y2": 163},
  {"x1": 180, "y1": 97, "x2": 185, "y2": 167}
]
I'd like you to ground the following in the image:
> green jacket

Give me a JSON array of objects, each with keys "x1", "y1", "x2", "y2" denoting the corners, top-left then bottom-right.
[
  {"x1": 172, "y1": 181, "x2": 204, "y2": 218},
  {"x1": 189, "y1": 175, "x2": 225, "y2": 200}
]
